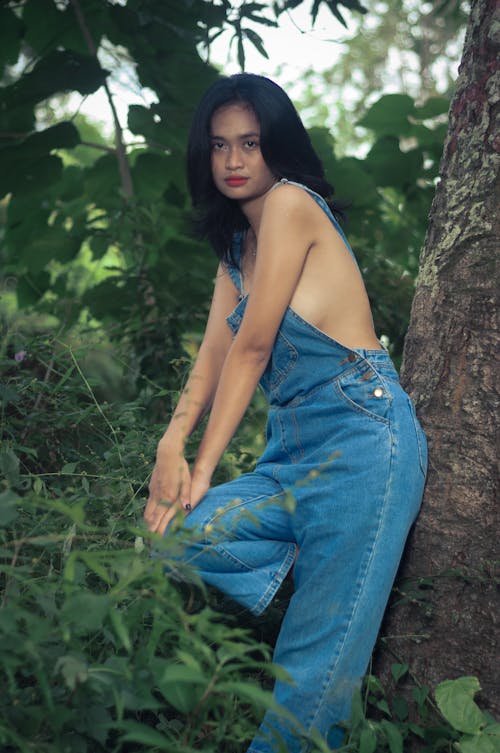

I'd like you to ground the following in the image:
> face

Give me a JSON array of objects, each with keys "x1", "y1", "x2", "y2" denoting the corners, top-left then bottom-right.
[{"x1": 210, "y1": 103, "x2": 276, "y2": 202}]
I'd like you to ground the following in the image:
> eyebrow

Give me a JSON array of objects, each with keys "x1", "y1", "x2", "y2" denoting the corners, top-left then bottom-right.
[{"x1": 210, "y1": 131, "x2": 260, "y2": 140}]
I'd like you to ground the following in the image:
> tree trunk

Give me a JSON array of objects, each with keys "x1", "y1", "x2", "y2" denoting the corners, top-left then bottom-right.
[{"x1": 374, "y1": 0, "x2": 499, "y2": 717}]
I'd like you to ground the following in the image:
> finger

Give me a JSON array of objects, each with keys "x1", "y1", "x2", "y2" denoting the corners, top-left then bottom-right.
[
  {"x1": 179, "y1": 474, "x2": 192, "y2": 510},
  {"x1": 156, "y1": 502, "x2": 183, "y2": 536},
  {"x1": 144, "y1": 496, "x2": 175, "y2": 531}
]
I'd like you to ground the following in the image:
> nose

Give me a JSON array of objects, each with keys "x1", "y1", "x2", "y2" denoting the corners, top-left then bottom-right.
[{"x1": 226, "y1": 146, "x2": 244, "y2": 170}]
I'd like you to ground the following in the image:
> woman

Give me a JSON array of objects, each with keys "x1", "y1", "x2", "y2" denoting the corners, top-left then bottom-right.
[{"x1": 144, "y1": 73, "x2": 427, "y2": 752}]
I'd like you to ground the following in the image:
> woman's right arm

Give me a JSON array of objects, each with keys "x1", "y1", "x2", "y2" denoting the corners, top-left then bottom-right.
[{"x1": 144, "y1": 263, "x2": 238, "y2": 534}]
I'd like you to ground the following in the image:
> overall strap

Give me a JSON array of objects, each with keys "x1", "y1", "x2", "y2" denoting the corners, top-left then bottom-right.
[
  {"x1": 277, "y1": 178, "x2": 360, "y2": 269},
  {"x1": 224, "y1": 231, "x2": 244, "y2": 294}
]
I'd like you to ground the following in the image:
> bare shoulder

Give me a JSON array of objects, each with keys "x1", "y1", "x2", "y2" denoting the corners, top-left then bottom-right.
[{"x1": 262, "y1": 182, "x2": 319, "y2": 219}]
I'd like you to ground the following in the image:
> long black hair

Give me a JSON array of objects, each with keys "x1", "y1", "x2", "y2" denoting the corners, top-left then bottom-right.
[{"x1": 187, "y1": 73, "x2": 342, "y2": 263}]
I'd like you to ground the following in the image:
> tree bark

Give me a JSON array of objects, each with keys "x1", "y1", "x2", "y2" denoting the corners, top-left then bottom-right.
[{"x1": 374, "y1": 0, "x2": 499, "y2": 716}]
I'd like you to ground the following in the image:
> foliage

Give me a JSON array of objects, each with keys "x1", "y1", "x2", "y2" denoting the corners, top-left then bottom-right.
[
  {"x1": 0, "y1": 336, "x2": 279, "y2": 753},
  {"x1": 291, "y1": 0, "x2": 468, "y2": 155},
  {"x1": 2, "y1": 332, "x2": 497, "y2": 753},
  {"x1": 0, "y1": 0, "x2": 449, "y2": 384},
  {"x1": 1, "y1": 2, "x2": 494, "y2": 750},
  {"x1": 344, "y1": 669, "x2": 500, "y2": 753}
]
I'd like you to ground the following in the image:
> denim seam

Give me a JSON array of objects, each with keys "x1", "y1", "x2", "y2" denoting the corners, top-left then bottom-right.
[
  {"x1": 269, "y1": 331, "x2": 299, "y2": 391},
  {"x1": 252, "y1": 541, "x2": 296, "y2": 615},
  {"x1": 307, "y1": 422, "x2": 394, "y2": 734},
  {"x1": 406, "y1": 397, "x2": 427, "y2": 477},
  {"x1": 214, "y1": 544, "x2": 260, "y2": 572},
  {"x1": 277, "y1": 411, "x2": 304, "y2": 464}
]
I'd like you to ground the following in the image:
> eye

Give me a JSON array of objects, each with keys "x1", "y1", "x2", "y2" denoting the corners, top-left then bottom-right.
[
  {"x1": 211, "y1": 141, "x2": 226, "y2": 151},
  {"x1": 244, "y1": 140, "x2": 259, "y2": 149}
]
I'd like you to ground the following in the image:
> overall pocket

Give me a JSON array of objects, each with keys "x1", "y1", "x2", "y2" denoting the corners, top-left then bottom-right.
[{"x1": 334, "y1": 363, "x2": 392, "y2": 424}]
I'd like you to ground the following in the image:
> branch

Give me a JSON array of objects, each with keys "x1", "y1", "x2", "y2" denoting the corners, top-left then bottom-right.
[{"x1": 69, "y1": 0, "x2": 134, "y2": 199}]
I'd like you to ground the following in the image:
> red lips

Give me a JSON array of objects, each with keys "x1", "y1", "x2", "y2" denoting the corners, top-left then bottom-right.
[{"x1": 225, "y1": 177, "x2": 248, "y2": 187}]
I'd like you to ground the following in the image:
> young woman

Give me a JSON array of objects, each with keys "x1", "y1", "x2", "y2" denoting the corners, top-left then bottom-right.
[{"x1": 144, "y1": 73, "x2": 427, "y2": 752}]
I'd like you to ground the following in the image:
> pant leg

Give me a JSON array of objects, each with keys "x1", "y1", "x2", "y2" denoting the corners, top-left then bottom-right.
[
  {"x1": 247, "y1": 392, "x2": 427, "y2": 753},
  {"x1": 163, "y1": 471, "x2": 297, "y2": 614}
]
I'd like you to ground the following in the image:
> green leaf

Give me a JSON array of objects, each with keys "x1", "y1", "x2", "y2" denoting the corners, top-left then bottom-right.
[
  {"x1": 414, "y1": 96, "x2": 450, "y2": 120},
  {"x1": 435, "y1": 677, "x2": 486, "y2": 735},
  {"x1": 458, "y1": 733, "x2": 498, "y2": 753},
  {"x1": 127, "y1": 105, "x2": 156, "y2": 138},
  {"x1": 365, "y1": 136, "x2": 423, "y2": 189},
  {"x1": 61, "y1": 592, "x2": 110, "y2": 633},
  {"x1": 381, "y1": 720, "x2": 403, "y2": 753},
  {"x1": 109, "y1": 608, "x2": 132, "y2": 652},
  {"x1": 157, "y1": 664, "x2": 208, "y2": 713},
  {"x1": 393, "y1": 695, "x2": 409, "y2": 721},
  {"x1": 358, "y1": 94, "x2": 416, "y2": 137},
  {"x1": 131, "y1": 152, "x2": 173, "y2": 199},
  {"x1": 119, "y1": 721, "x2": 171, "y2": 749},
  {"x1": 19, "y1": 225, "x2": 81, "y2": 271},
  {"x1": 218, "y1": 680, "x2": 272, "y2": 705},
  {"x1": 332, "y1": 156, "x2": 378, "y2": 207},
  {"x1": 9, "y1": 50, "x2": 108, "y2": 105},
  {"x1": 0, "y1": 151, "x2": 63, "y2": 199},
  {"x1": 83, "y1": 153, "x2": 121, "y2": 205},
  {"x1": 391, "y1": 663, "x2": 409, "y2": 683},
  {"x1": 0, "y1": 448, "x2": 20, "y2": 486},
  {"x1": 55, "y1": 655, "x2": 89, "y2": 691},
  {"x1": 0, "y1": 489, "x2": 20, "y2": 526},
  {"x1": 0, "y1": 8, "x2": 24, "y2": 72},
  {"x1": 244, "y1": 28, "x2": 269, "y2": 59},
  {"x1": 25, "y1": 122, "x2": 81, "y2": 152},
  {"x1": 359, "y1": 726, "x2": 377, "y2": 753},
  {"x1": 16, "y1": 271, "x2": 51, "y2": 307},
  {"x1": 23, "y1": 0, "x2": 67, "y2": 55}
]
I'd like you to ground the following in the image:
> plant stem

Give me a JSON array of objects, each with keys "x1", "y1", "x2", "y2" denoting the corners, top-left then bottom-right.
[{"x1": 69, "y1": 0, "x2": 134, "y2": 199}]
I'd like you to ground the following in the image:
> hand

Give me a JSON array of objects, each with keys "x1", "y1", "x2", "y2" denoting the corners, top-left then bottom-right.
[
  {"x1": 189, "y1": 464, "x2": 213, "y2": 507},
  {"x1": 144, "y1": 441, "x2": 192, "y2": 536}
]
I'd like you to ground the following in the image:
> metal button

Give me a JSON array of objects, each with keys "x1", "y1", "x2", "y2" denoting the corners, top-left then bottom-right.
[
  {"x1": 373, "y1": 387, "x2": 384, "y2": 398},
  {"x1": 347, "y1": 353, "x2": 357, "y2": 362}
]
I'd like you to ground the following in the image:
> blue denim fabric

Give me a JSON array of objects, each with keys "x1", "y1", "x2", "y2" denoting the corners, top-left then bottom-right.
[{"x1": 164, "y1": 181, "x2": 427, "y2": 752}]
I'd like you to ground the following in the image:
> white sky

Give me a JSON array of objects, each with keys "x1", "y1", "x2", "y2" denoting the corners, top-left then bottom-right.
[
  {"x1": 75, "y1": 2, "x2": 463, "y2": 146},
  {"x1": 75, "y1": 3, "x2": 357, "y2": 138}
]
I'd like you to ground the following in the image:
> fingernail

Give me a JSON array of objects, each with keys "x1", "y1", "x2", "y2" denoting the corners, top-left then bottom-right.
[{"x1": 184, "y1": 503, "x2": 192, "y2": 511}]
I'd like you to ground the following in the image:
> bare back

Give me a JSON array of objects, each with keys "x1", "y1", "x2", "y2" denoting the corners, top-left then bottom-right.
[{"x1": 240, "y1": 182, "x2": 382, "y2": 352}]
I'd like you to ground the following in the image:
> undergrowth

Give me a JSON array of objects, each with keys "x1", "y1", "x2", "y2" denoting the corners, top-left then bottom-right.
[{"x1": 1, "y1": 335, "x2": 498, "y2": 752}]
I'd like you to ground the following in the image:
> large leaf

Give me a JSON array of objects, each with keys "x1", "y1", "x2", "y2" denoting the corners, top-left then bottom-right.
[
  {"x1": 0, "y1": 124, "x2": 79, "y2": 199},
  {"x1": 25, "y1": 122, "x2": 81, "y2": 152},
  {"x1": 23, "y1": 0, "x2": 107, "y2": 56},
  {"x1": 0, "y1": 153, "x2": 63, "y2": 198},
  {"x1": 61, "y1": 592, "x2": 110, "y2": 633},
  {"x1": 0, "y1": 7, "x2": 24, "y2": 73},
  {"x1": 19, "y1": 225, "x2": 81, "y2": 272},
  {"x1": 414, "y1": 96, "x2": 450, "y2": 120},
  {"x1": 333, "y1": 156, "x2": 378, "y2": 207},
  {"x1": 358, "y1": 94, "x2": 416, "y2": 137},
  {"x1": 5, "y1": 50, "x2": 108, "y2": 106},
  {"x1": 83, "y1": 153, "x2": 121, "y2": 206},
  {"x1": 23, "y1": 0, "x2": 67, "y2": 54},
  {"x1": 435, "y1": 677, "x2": 486, "y2": 735},
  {"x1": 157, "y1": 664, "x2": 208, "y2": 713},
  {"x1": 131, "y1": 152, "x2": 175, "y2": 200},
  {"x1": 16, "y1": 271, "x2": 52, "y2": 307},
  {"x1": 365, "y1": 136, "x2": 423, "y2": 189}
]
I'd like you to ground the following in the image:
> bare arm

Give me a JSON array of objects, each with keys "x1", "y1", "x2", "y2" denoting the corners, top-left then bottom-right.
[
  {"x1": 190, "y1": 186, "x2": 316, "y2": 498},
  {"x1": 144, "y1": 264, "x2": 238, "y2": 534}
]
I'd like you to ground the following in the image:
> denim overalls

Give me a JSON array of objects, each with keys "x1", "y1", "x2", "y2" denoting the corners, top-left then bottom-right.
[{"x1": 166, "y1": 181, "x2": 427, "y2": 752}]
